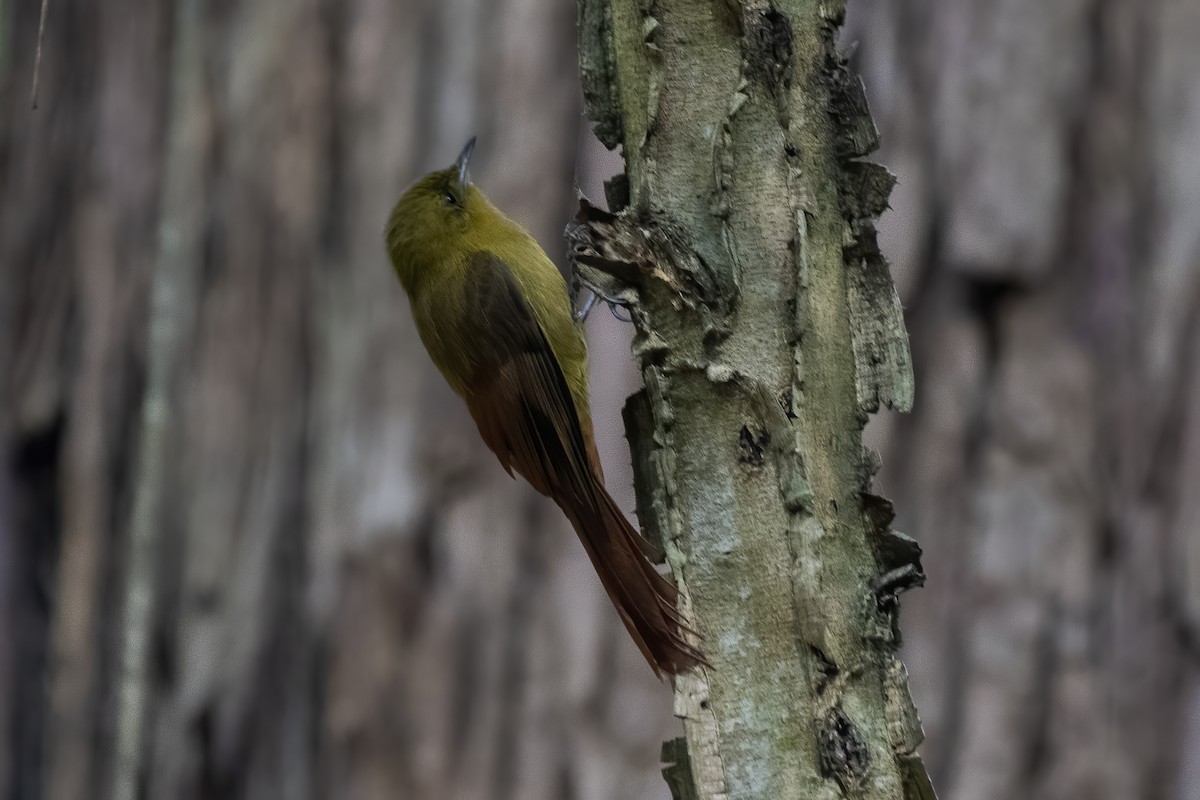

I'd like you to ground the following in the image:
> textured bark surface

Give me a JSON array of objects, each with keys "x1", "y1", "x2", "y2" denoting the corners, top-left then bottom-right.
[
  {"x1": 574, "y1": 1, "x2": 931, "y2": 798},
  {"x1": 847, "y1": 0, "x2": 1200, "y2": 798}
]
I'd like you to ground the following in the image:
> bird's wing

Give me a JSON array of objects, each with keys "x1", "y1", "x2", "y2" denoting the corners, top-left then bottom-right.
[
  {"x1": 458, "y1": 251, "x2": 594, "y2": 503},
  {"x1": 458, "y1": 251, "x2": 704, "y2": 676}
]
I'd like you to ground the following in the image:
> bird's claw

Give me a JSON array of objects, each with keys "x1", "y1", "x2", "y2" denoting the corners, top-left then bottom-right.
[{"x1": 574, "y1": 287, "x2": 633, "y2": 324}]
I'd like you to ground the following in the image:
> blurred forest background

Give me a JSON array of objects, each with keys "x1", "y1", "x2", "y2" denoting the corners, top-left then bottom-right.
[{"x1": 1, "y1": 0, "x2": 1199, "y2": 798}]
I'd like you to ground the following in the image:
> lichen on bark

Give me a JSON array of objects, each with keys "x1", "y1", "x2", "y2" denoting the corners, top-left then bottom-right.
[{"x1": 573, "y1": 1, "x2": 935, "y2": 798}]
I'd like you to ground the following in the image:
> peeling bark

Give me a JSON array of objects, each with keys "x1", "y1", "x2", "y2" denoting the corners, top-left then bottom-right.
[{"x1": 574, "y1": 2, "x2": 931, "y2": 798}]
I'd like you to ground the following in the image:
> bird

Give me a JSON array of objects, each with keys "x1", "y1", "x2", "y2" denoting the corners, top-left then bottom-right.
[{"x1": 384, "y1": 138, "x2": 703, "y2": 677}]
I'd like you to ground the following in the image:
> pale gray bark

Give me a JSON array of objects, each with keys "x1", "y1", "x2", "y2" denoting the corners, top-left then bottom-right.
[{"x1": 575, "y1": 1, "x2": 932, "y2": 798}]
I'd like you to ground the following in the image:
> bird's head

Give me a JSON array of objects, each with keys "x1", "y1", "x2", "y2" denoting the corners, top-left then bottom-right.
[{"x1": 385, "y1": 137, "x2": 484, "y2": 293}]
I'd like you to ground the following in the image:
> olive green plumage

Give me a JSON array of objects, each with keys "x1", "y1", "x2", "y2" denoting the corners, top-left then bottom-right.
[
  {"x1": 385, "y1": 164, "x2": 590, "y2": 430},
  {"x1": 384, "y1": 140, "x2": 702, "y2": 677}
]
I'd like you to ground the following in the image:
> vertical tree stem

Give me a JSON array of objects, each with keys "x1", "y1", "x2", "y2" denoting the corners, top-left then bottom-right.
[{"x1": 575, "y1": 1, "x2": 935, "y2": 798}]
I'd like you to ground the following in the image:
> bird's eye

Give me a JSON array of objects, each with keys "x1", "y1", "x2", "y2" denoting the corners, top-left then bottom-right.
[{"x1": 444, "y1": 192, "x2": 457, "y2": 206}]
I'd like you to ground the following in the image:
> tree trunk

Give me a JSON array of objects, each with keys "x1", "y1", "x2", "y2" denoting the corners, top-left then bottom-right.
[{"x1": 574, "y1": 1, "x2": 933, "y2": 798}]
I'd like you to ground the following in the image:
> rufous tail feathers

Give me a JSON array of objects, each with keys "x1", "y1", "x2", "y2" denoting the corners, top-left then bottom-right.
[{"x1": 559, "y1": 475, "x2": 705, "y2": 677}]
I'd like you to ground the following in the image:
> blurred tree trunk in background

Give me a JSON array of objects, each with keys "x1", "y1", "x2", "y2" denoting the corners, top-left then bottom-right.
[
  {"x1": 848, "y1": 1, "x2": 1200, "y2": 798},
  {"x1": 2, "y1": 0, "x2": 1200, "y2": 799},
  {"x1": 0, "y1": 1, "x2": 678, "y2": 799}
]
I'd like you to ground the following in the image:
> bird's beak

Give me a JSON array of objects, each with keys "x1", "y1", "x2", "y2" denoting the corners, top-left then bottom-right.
[{"x1": 454, "y1": 136, "x2": 476, "y2": 193}]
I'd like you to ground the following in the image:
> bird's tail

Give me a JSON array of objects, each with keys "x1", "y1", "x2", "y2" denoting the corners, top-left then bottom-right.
[{"x1": 560, "y1": 478, "x2": 705, "y2": 678}]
